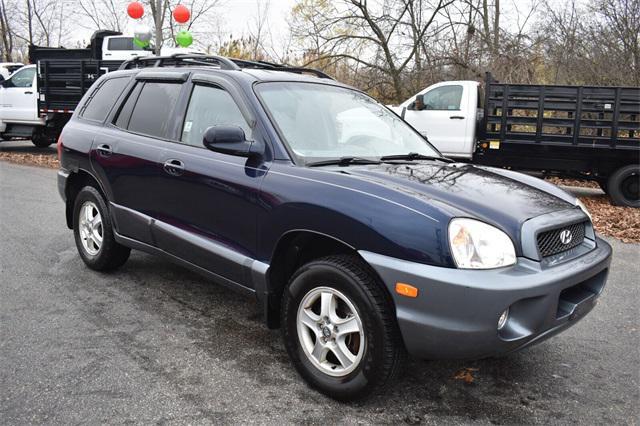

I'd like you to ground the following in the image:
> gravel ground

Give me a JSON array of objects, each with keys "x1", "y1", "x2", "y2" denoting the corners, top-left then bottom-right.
[{"x1": 1, "y1": 152, "x2": 639, "y2": 425}]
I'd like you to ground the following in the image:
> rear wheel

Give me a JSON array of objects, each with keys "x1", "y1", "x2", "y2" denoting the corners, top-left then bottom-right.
[
  {"x1": 281, "y1": 255, "x2": 405, "y2": 400},
  {"x1": 73, "y1": 186, "x2": 130, "y2": 271},
  {"x1": 607, "y1": 165, "x2": 639, "y2": 208}
]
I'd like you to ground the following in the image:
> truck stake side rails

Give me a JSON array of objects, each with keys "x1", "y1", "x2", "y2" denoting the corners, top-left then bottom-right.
[
  {"x1": 58, "y1": 55, "x2": 611, "y2": 400},
  {"x1": 395, "y1": 73, "x2": 640, "y2": 207}
]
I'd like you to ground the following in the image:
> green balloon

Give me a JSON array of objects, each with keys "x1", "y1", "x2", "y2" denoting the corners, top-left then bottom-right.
[
  {"x1": 176, "y1": 30, "x2": 193, "y2": 48},
  {"x1": 133, "y1": 37, "x2": 149, "y2": 48}
]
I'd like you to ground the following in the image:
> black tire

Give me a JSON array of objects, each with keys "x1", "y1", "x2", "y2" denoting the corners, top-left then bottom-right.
[
  {"x1": 607, "y1": 165, "x2": 640, "y2": 208},
  {"x1": 73, "y1": 186, "x2": 130, "y2": 271},
  {"x1": 32, "y1": 132, "x2": 53, "y2": 148},
  {"x1": 281, "y1": 255, "x2": 405, "y2": 400}
]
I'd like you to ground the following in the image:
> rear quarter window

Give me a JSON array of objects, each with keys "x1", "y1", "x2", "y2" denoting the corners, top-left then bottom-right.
[{"x1": 81, "y1": 77, "x2": 130, "y2": 122}]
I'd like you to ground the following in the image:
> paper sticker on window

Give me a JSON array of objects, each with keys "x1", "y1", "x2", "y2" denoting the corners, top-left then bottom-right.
[{"x1": 184, "y1": 121, "x2": 192, "y2": 132}]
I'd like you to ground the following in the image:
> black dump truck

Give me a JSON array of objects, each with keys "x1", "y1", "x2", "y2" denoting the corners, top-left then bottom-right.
[
  {"x1": 0, "y1": 31, "x2": 142, "y2": 147},
  {"x1": 397, "y1": 73, "x2": 640, "y2": 207}
]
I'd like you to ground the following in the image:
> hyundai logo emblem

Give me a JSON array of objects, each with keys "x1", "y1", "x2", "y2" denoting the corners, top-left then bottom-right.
[{"x1": 559, "y1": 229, "x2": 573, "y2": 245}]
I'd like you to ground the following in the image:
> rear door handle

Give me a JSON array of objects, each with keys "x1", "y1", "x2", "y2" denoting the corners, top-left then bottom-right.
[
  {"x1": 24, "y1": 91, "x2": 33, "y2": 94},
  {"x1": 163, "y1": 159, "x2": 185, "y2": 176},
  {"x1": 96, "y1": 144, "x2": 112, "y2": 156},
  {"x1": 449, "y1": 116, "x2": 465, "y2": 120}
]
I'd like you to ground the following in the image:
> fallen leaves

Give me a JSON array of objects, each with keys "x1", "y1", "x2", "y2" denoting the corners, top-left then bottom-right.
[
  {"x1": 578, "y1": 195, "x2": 640, "y2": 243},
  {"x1": 453, "y1": 367, "x2": 479, "y2": 384},
  {"x1": 0, "y1": 151, "x2": 59, "y2": 169}
]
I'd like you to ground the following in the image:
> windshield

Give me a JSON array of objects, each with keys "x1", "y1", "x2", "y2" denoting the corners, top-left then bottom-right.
[{"x1": 256, "y1": 82, "x2": 440, "y2": 164}]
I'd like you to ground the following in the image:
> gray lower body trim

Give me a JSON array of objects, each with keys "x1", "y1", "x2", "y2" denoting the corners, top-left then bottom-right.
[
  {"x1": 359, "y1": 237, "x2": 612, "y2": 360},
  {"x1": 114, "y1": 230, "x2": 257, "y2": 297}
]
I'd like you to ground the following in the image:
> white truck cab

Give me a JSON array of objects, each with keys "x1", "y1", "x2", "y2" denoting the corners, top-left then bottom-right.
[
  {"x1": 392, "y1": 80, "x2": 481, "y2": 159},
  {"x1": 102, "y1": 35, "x2": 154, "y2": 61},
  {"x1": 0, "y1": 65, "x2": 42, "y2": 128}
]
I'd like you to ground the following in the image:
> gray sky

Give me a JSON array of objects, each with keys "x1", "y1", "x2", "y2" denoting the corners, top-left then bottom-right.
[{"x1": 71, "y1": 0, "x2": 297, "y2": 49}]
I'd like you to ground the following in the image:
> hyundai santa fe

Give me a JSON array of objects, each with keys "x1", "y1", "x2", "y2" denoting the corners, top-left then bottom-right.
[{"x1": 57, "y1": 55, "x2": 612, "y2": 400}]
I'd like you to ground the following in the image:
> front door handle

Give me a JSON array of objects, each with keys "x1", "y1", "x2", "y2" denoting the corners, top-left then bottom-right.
[
  {"x1": 96, "y1": 144, "x2": 112, "y2": 156},
  {"x1": 449, "y1": 115, "x2": 465, "y2": 120},
  {"x1": 24, "y1": 91, "x2": 33, "y2": 94},
  {"x1": 163, "y1": 159, "x2": 185, "y2": 176}
]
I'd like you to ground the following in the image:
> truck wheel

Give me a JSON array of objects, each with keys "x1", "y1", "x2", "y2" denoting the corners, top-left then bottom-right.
[
  {"x1": 281, "y1": 255, "x2": 405, "y2": 401},
  {"x1": 73, "y1": 186, "x2": 131, "y2": 271},
  {"x1": 607, "y1": 165, "x2": 639, "y2": 208},
  {"x1": 32, "y1": 132, "x2": 53, "y2": 148}
]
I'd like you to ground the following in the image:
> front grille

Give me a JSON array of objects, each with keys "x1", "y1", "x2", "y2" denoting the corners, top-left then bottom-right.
[{"x1": 537, "y1": 221, "x2": 586, "y2": 257}]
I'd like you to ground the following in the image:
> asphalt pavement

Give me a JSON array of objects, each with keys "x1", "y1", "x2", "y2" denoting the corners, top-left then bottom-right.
[{"x1": 1, "y1": 157, "x2": 639, "y2": 425}]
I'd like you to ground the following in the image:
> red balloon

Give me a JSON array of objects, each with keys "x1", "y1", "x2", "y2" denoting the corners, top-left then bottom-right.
[
  {"x1": 172, "y1": 4, "x2": 190, "y2": 23},
  {"x1": 127, "y1": 2, "x2": 144, "y2": 19}
]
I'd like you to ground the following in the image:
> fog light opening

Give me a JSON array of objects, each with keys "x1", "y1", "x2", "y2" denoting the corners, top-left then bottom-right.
[{"x1": 497, "y1": 308, "x2": 509, "y2": 330}]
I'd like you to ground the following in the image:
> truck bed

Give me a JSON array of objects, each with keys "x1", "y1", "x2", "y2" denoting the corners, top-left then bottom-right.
[
  {"x1": 37, "y1": 59, "x2": 122, "y2": 113},
  {"x1": 476, "y1": 74, "x2": 640, "y2": 177}
]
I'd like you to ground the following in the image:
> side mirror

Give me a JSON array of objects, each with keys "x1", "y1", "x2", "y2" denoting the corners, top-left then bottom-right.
[{"x1": 202, "y1": 125, "x2": 264, "y2": 157}]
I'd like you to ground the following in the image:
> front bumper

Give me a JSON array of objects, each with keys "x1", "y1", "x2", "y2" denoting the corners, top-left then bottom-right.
[{"x1": 359, "y1": 237, "x2": 612, "y2": 359}]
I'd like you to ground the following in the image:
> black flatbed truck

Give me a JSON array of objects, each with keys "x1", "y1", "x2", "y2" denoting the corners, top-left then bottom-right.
[{"x1": 397, "y1": 73, "x2": 639, "y2": 207}]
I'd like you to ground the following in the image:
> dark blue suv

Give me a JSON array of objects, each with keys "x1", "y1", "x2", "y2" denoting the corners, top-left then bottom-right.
[{"x1": 58, "y1": 55, "x2": 612, "y2": 400}]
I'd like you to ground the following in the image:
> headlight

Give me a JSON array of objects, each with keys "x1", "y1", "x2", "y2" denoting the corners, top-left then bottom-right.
[
  {"x1": 576, "y1": 199, "x2": 592, "y2": 222},
  {"x1": 448, "y1": 218, "x2": 516, "y2": 269}
]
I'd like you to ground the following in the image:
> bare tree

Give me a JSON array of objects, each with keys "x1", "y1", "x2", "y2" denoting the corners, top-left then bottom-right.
[
  {"x1": 78, "y1": 0, "x2": 127, "y2": 32},
  {"x1": 0, "y1": 0, "x2": 14, "y2": 60},
  {"x1": 291, "y1": 0, "x2": 454, "y2": 101}
]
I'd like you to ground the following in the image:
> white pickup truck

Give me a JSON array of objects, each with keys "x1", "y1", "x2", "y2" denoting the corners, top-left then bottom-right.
[
  {"x1": 390, "y1": 80, "x2": 481, "y2": 159},
  {"x1": 390, "y1": 74, "x2": 639, "y2": 207}
]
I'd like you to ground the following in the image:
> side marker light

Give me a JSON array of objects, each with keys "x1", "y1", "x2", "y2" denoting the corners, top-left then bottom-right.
[{"x1": 395, "y1": 283, "x2": 418, "y2": 298}]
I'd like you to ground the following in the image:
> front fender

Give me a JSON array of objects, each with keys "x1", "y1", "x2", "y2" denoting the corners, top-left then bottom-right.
[{"x1": 256, "y1": 164, "x2": 454, "y2": 267}]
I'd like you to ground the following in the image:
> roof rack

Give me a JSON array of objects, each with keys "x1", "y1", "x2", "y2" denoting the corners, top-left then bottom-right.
[{"x1": 118, "y1": 53, "x2": 333, "y2": 80}]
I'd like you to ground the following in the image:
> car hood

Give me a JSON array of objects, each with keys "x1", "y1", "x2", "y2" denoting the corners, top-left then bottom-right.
[{"x1": 337, "y1": 161, "x2": 577, "y2": 232}]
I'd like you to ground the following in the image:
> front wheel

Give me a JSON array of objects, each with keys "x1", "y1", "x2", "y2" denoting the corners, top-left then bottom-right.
[{"x1": 281, "y1": 255, "x2": 405, "y2": 400}]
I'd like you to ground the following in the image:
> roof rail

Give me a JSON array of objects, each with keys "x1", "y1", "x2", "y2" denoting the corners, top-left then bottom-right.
[
  {"x1": 119, "y1": 54, "x2": 241, "y2": 71},
  {"x1": 118, "y1": 53, "x2": 333, "y2": 79}
]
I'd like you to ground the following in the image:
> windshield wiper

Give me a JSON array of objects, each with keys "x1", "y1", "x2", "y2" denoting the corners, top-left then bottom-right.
[
  {"x1": 379, "y1": 152, "x2": 454, "y2": 163},
  {"x1": 307, "y1": 156, "x2": 382, "y2": 167}
]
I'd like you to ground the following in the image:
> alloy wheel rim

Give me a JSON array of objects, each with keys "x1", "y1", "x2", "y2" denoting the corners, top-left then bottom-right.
[
  {"x1": 296, "y1": 286, "x2": 366, "y2": 377},
  {"x1": 79, "y1": 201, "x2": 103, "y2": 256}
]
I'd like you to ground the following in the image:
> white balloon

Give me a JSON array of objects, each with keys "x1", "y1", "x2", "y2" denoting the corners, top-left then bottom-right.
[{"x1": 133, "y1": 23, "x2": 152, "y2": 43}]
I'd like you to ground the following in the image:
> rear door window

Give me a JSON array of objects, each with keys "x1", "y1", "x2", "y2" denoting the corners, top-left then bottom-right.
[
  {"x1": 81, "y1": 77, "x2": 130, "y2": 121},
  {"x1": 126, "y1": 82, "x2": 183, "y2": 139}
]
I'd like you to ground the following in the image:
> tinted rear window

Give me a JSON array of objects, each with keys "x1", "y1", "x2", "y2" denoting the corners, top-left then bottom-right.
[
  {"x1": 108, "y1": 37, "x2": 143, "y2": 51},
  {"x1": 127, "y1": 82, "x2": 182, "y2": 139},
  {"x1": 81, "y1": 77, "x2": 130, "y2": 121}
]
